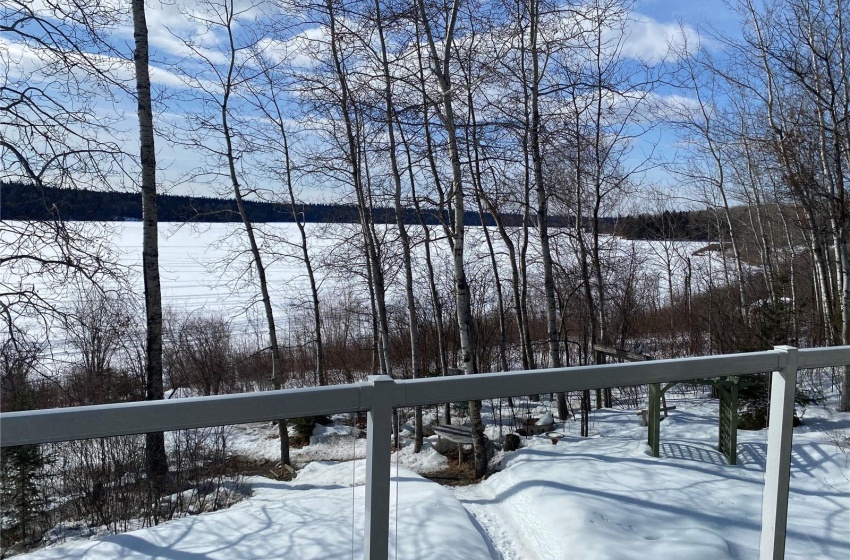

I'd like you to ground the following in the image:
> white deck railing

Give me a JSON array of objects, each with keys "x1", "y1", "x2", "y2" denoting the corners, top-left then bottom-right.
[{"x1": 2, "y1": 345, "x2": 848, "y2": 559}]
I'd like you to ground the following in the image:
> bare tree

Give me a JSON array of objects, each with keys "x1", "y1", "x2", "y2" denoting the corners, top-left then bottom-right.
[
  {"x1": 703, "y1": 0, "x2": 850, "y2": 406},
  {"x1": 63, "y1": 289, "x2": 143, "y2": 405},
  {"x1": 248, "y1": 54, "x2": 327, "y2": 387},
  {"x1": 416, "y1": 0, "x2": 487, "y2": 477},
  {"x1": 668, "y1": 37, "x2": 749, "y2": 325},
  {"x1": 367, "y1": 0, "x2": 427, "y2": 450},
  {"x1": 166, "y1": 314, "x2": 234, "y2": 397},
  {"x1": 131, "y1": 0, "x2": 168, "y2": 491},
  {"x1": 1, "y1": 1, "x2": 125, "y2": 350},
  {"x1": 169, "y1": 0, "x2": 292, "y2": 463}
]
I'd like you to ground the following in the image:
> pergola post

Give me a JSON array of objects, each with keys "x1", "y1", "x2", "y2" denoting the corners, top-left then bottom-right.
[
  {"x1": 648, "y1": 383, "x2": 661, "y2": 457},
  {"x1": 717, "y1": 378, "x2": 739, "y2": 465}
]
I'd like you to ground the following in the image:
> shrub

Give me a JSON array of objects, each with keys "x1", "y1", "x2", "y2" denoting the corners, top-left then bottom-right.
[{"x1": 290, "y1": 416, "x2": 333, "y2": 444}]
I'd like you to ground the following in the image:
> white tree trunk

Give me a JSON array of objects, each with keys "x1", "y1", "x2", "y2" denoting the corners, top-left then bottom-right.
[{"x1": 132, "y1": 0, "x2": 168, "y2": 493}]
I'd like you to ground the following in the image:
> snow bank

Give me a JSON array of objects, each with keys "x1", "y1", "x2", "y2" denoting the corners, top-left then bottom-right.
[
  {"x1": 21, "y1": 462, "x2": 490, "y2": 560},
  {"x1": 455, "y1": 397, "x2": 850, "y2": 560}
]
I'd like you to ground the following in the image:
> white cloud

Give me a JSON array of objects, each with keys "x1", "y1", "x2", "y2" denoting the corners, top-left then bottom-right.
[
  {"x1": 255, "y1": 25, "x2": 333, "y2": 70},
  {"x1": 621, "y1": 13, "x2": 699, "y2": 63},
  {"x1": 656, "y1": 93, "x2": 705, "y2": 117},
  {"x1": 0, "y1": 35, "x2": 192, "y2": 91}
]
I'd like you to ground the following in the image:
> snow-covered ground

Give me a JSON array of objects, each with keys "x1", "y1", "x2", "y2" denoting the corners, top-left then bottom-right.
[
  {"x1": 17, "y1": 387, "x2": 850, "y2": 560},
  {"x1": 457, "y1": 398, "x2": 850, "y2": 559},
  {"x1": 5, "y1": 220, "x2": 731, "y2": 372},
  {"x1": 24, "y1": 462, "x2": 490, "y2": 560}
]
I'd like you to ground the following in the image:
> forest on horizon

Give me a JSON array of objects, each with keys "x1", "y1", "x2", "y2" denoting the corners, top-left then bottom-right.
[{"x1": 2, "y1": 181, "x2": 721, "y2": 241}]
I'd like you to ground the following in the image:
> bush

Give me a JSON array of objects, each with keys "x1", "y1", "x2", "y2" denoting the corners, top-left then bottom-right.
[
  {"x1": 290, "y1": 416, "x2": 333, "y2": 444},
  {"x1": 738, "y1": 374, "x2": 770, "y2": 431},
  {"x1": 164, "y1": 314, "x2": 236, "y2": 396}
]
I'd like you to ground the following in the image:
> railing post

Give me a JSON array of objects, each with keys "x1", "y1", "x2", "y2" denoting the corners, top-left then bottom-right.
[
  {"x1": 364, "y1": 375, "x2": 394, "y2": 560},
  {"x1": 760, "y1": 345, "x2": 798, "y2": 560}
]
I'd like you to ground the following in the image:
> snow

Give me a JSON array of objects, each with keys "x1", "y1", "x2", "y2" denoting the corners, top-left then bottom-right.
[
  {"x1": 456, "y1": 397, "x2": 850, "y2": 560},
  {"x1": 15, "y1": 389, "x2": 850, "y2": 559},
  {"x1": 224, "y1": 419, "x2": 448, "y2": 471},
  {"x1": 8, "y1": 220, "x2": 732, "y2": 378},
  {"x1": 13, "y1": 221, "x2": 723, "y2": 338},
  {"x1": 22, "y1": 464, "x2": 490, "y2": 560},
  {"x1": 535, "y1": 411, "x2": 553, "y2": 426}
]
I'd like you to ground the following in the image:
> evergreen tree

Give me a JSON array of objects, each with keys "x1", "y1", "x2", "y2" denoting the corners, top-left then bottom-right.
[
  {"x1": 0, "y1": 337, "x2": 51, "y2": 549},
  {"x1": 0, "y1": 445, "x2": 50, "y2": 547}
]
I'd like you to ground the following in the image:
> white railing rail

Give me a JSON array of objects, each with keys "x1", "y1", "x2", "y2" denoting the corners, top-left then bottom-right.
[{"x1": 2, "y1": 345, "x2": 848, "y2": 559}]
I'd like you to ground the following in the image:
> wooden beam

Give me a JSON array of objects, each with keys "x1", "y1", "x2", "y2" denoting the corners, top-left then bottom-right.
[{"x1": 593, "y1": 344, "x2": 653, "y2": 362}]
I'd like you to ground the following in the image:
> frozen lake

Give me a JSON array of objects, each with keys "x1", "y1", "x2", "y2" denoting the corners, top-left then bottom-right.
[
  {"x1": 117, "y1": 221, "x2": 716, "y2": 306},
  {"x1": 5, "y1": 220, "x2": 726, "y2": 343}
]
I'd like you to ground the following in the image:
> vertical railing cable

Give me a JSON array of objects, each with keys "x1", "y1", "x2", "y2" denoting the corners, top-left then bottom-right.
[
  {"x1": 351, "y1": 424, "x2": 358, "y2": 559},
  {"x1": 393, "y1": 410, "x2": 401, "y2": 560}
]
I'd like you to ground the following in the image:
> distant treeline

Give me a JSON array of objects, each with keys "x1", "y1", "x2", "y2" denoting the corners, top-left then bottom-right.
[
  {"x1": 615, "y1": 210, "x2": 719, "y2": 242},
  {"x1": 2, "y1": 182, "x2": 717, "y2": 239},
  {"x1": 1, "y1": 182, "x2": 515, "y2": 226}
]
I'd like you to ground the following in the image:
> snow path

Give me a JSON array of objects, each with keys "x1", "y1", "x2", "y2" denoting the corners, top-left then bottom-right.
[
  {"x1": 454, "y1": 484, "x2": 519, "y2": 560},
  {"x1": 452, "y1": 400, "x2": 850, "y2": 560},
  {"x1": 454, "y1": 438, "x2": 739, "y2": 560}
]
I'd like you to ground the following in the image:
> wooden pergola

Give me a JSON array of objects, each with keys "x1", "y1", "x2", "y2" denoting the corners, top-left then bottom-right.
[{"x1": 594, "y1": 344, "x2": 740, "y2": 464}]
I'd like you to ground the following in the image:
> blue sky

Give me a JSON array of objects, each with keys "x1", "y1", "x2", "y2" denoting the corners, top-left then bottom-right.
[
  {"x1": 2, "y1": 0, "x2": 747, "y2": 207},
  {"x1": 638, "y1": 0, "x2": 738, "y2": 32}
]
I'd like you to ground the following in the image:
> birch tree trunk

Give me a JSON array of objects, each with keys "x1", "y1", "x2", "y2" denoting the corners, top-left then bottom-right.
[
  {"x1": 399, "y1": 107, "x2": 451, "y2": 421},
  {"x1": 250, "y1": 58, "x2": 326, "y2": 387},
  {"x1": 409, "y1": 22, "x2": 450, "y2": 420},
  {"x1": 527, "y1": 0, "x2": 567, "y2": 418},
  {"x1": 373, "y1": 0, "x2": 423, "y2": 449},
  {"x1": 287, "y1": 158, "x2": 325, "y2": 387},
  {"x1": 131, "y1": 0, "x2": 168, "y2": 494},
  {"x1": 458, "y1": 40, "x2": 509, "y2": 376},
  {"x1": 322, "y1": 0, "x2": 392, "y2": 386},
  {"x1": 417, "y1": 0, "x2": 487, "y2": 477}
]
